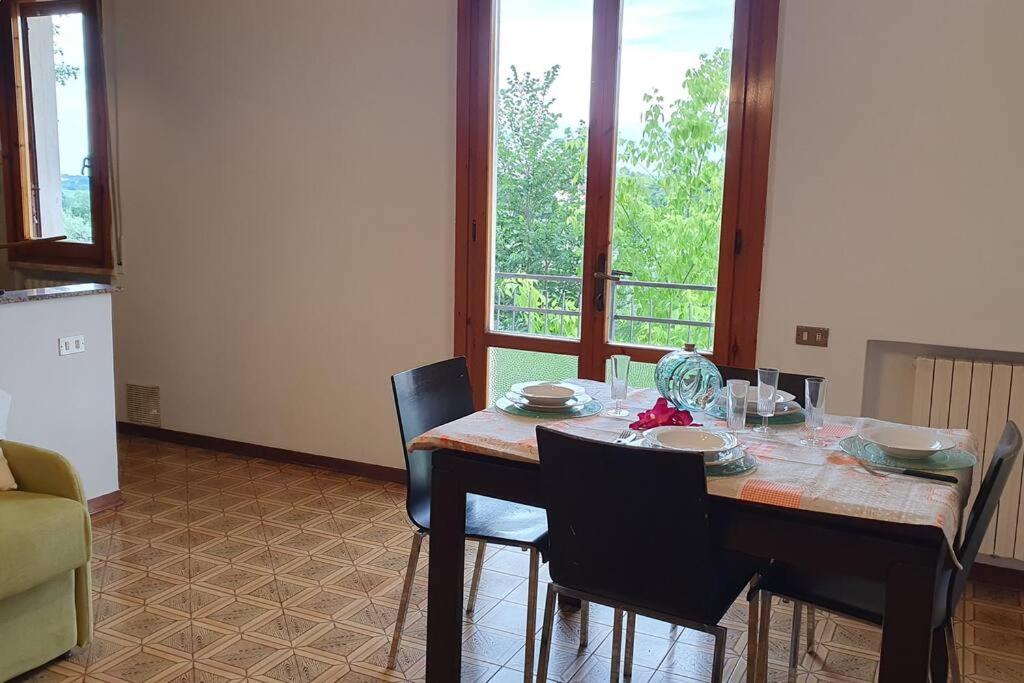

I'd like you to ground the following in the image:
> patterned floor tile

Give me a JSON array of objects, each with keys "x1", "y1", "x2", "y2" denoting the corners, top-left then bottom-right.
[{"x1": 11, "y1": 435, "x2": 1024, "y2": 683}]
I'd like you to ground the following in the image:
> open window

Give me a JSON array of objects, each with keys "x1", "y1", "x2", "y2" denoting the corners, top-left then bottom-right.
[
  {"x1": 454, "y1": 0, "x2": 781, "y2": 405},
  {"x1": 0, "y1": 0, "x2": 112, "y2": 269}
]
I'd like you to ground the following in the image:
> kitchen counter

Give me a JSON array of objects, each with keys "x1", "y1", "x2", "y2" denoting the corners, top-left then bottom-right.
[{"x1": 0, "y1": 283, "x2": 115, "y2": 305}]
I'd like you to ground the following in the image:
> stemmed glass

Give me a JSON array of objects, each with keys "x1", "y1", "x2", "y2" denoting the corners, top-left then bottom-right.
[
  {"x1": 801, "y1": 377, "x2": 828, "y2": 446},
  {"x1": 754, "y1": 368, "x2": 780, "y2": 434},
  {"x1": 605, "y1": 355, "x2": 631, "y2": 418}
]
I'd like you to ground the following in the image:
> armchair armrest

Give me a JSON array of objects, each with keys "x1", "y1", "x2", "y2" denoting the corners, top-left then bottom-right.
[{"x1": 1, "y1": 440, "x2": 87, "y2": 506}]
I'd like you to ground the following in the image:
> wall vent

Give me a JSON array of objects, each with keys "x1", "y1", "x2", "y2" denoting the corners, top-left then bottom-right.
[{"x1": 126, "y1": 384, "x2": 161, "y2": 427}]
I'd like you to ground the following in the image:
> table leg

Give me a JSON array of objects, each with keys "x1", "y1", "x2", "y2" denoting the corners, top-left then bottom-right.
[
  {"x1": 930, "y1": 625, "x2": 949, "y2": 683},
  {"x1": 879, "y1": 562, "x2": 935, "y2": 682},
  {"x1": 426, "y1": 456, "x2": 467, "y2": 682}
]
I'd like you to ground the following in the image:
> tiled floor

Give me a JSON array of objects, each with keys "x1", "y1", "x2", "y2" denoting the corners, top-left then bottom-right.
[{"x1": 14, "y1": 435, "x2": 1024, "y2": 682}]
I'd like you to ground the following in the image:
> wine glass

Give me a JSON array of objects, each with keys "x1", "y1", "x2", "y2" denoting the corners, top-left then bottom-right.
[
  {"x1": 754, "y1": 367, "x2": 780, "y2": 434},
  {"x1": 801, "y1": 377, "x2": 828, "y2": 446},
  {"x1": 605, "y1": 355, "x2": 631, "y2": 418}
]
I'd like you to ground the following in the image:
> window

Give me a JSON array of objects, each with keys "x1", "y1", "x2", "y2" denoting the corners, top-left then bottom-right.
[
  {"x1": 455, "y1": 0, "x2": 780, "y2": 405},
  {"x1": 0, "y1": 0, "x2": 112, "y2": 269}
]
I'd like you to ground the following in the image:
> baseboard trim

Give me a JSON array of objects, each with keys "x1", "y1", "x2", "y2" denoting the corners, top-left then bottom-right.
[
  {"x1": 88, "y1": 489, "x2": 123, "y2": 515},
  {"x1": 116, "y1": 422, "x2": 406, "y2": 484}
]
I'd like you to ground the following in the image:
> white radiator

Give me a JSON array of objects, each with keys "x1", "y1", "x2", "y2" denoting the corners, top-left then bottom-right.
[{"x1": 912, "y1": 357, "x2": 1024, "y2": 560}]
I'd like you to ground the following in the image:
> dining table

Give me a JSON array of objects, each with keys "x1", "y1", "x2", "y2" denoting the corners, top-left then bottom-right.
[{"x1": 408, "y1": 379, "x2": 977, "y2": 682}]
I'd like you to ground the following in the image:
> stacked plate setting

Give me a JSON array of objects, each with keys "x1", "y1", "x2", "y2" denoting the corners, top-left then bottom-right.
[
  {"x1": 712, "y1": 386, "x2": 801, "y2": 415},
  {"x1": 505, "y1": 381, "x2": 594, "y2": 414},
  {"x1": 641, "y1": 426, "x2": 746, "y2": 468}
]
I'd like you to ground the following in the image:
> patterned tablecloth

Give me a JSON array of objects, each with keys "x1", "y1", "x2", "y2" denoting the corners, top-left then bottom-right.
[{"x1": 408, "y1": 380, "x2": 978, "y2": 549}]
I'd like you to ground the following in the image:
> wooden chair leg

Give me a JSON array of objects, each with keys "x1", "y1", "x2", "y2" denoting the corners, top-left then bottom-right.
[
  {"x1": 536, "y1": 583, "x2": 558, "y2": 683},
  {"x1": 747, "y1": 590, "x2": 759, "y2": 683},
  {"x1": 523, "y1": 549, "x2": 539, "y2": 683},
  {"x1": 466, "y1": 541, "x2": 487, "y2": 616},
  {"x1": 387, "y1": 530, "x2": 424, "y2": 669},
  {"x1": 623, "y1": 612, "x2": 636, "y2": 680},
  {"x1": 789, "y1": 600, "x2": 803, "y2": 672},
  {"x1": 610, "y1": 608, "x2": 624, "y2": 683}
]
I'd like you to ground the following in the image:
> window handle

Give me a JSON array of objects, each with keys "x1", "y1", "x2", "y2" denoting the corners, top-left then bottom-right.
[{"x1": 593, "y1": 271, "x2": 621, "y2": 282}]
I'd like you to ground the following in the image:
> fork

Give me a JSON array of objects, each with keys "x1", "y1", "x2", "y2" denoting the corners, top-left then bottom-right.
[{"x1": 614, "y1": 428, "x2": 635, "y2": 444}]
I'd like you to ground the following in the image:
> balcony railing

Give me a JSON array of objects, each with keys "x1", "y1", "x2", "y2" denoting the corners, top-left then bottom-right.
[{"x1": 493, "y1": 272, "x2": 716, "y2": 350}]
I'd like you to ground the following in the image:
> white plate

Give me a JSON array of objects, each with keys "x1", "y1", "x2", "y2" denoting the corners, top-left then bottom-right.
[
  {"x1": 643, "y1": 427, "x2": 738, "y2": 454},
  {"x1": 506, "y1": 392, "x2": 593, "y2": 412},
  {"x1": 715, "y1": 387, "x2": 796, "y2": 408},
  {"x1": 509, "y1": 381, "x2": 585, "y2": 406},
  {"x1": 858, "y1": 426, "x2": 956, "y2": 460}
]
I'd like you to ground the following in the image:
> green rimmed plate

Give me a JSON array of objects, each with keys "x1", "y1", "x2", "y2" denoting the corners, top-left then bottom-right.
[
  {"x1": 494, "y1": 397, "x2": 603, "y2": 419},
  {"x1": 707, "y1": 452, "x2": 758, "y2": 477},
  {"x1": 838, "y1": 435, "x2": 977, "y2": 471},
  {"x1": 705, "y1": 406, "x2": 806, "y2": 426}
]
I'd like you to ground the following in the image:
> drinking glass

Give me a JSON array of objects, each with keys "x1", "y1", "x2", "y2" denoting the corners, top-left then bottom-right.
[
  {"x1": 754, "y1": 367, "x2": 780, "y2": 434},
  {"x1": 801, "y1": 377, "x2": 828, "y2": 446},
  {"x1": 726, "y1": 379, "x2": 750, "y2": 432},
  {"x1": 606, "y1": 354, "x2": 631, "y2": 417}
]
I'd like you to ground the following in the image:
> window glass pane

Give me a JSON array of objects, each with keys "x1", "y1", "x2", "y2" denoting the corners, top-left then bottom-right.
[
  {"x1": 490, "y1": 0, "x2": 592, "y2": 340},
  {"x1": 609, "y1": 0, "x2": 735, "y2": 351},
  {"x1": 25, "y1": 11, "x2": 92, "y2": 243},
  {"x1": 488, "y1": 348, "x2": 579, "y2": 405}
]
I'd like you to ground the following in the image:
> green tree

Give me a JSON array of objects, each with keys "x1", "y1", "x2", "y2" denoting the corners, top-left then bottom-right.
[{"x1": 493, "y1": 50, "x2": 731, "y2": 348}]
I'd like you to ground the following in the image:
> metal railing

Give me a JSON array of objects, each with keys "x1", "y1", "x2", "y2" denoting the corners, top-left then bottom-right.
[{"x1": 493, "y1": 272, "x2": 716, "y2": 349}]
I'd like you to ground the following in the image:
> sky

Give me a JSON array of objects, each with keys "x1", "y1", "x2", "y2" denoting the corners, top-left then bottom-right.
[
  {"x1": 497, "y1": 0, "x2": 735, "y2": 142},
  {"x1": 50, "y1": 13, "x2": 89, "y2": 177}
]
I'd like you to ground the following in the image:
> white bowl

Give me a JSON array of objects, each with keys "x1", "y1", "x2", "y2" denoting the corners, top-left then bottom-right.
[
  {"x1": 506, "y1": 392, "x2": 592, "y2": 412},
  {"x1": 643, "y1": 427, "x2": 738, "y2": 454},
  {"x1": 715, "y1": 387, "x2": 796, "y2": 409},
  {"x1": 859, "y1": 426, "x2": 956, "y2": 460},
  {"x1": 510, "y1": 382, "x2": 584, "y2": 406}
]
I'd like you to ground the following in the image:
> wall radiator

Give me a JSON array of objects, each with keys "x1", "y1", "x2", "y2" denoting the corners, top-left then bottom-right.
[{"x1": 913, "y1": 357, "x2": 1024, "y2": 560}]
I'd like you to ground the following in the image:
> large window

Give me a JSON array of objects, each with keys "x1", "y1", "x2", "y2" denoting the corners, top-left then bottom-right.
[
  {"x1": 455, "y1": 0, "x2": 780, "y2": 405},
  {"x1": 0, "y1": 0, "x2": 111, "y2": 269}
]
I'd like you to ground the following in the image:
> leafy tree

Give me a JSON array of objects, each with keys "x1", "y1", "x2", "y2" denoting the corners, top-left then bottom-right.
[{"x1": 493, "y1": 50, "x2": 731, "y2": 349}]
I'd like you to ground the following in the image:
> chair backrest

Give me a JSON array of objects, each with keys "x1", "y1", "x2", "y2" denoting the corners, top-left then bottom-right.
[
  {"x1": 950, "y1": 421, "x2": 1022, "y2": 610},
  {"x1": 718, "y1": 365, "x2": 815, "y2": 408},
  {"x1": 536, "y1": 426, "x2": 725, "y2": 619},
  {"x1": 391, "y1": 357, "x2": 475, "y2": 529}
]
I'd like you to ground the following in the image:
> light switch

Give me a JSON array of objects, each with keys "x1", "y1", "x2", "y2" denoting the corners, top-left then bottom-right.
[
  {"x1": 795, "y1": 326, "x2": 828, "y2": 348},
  {"x1": 58, "y1": 335, "x2": 86, "y2": 356}
]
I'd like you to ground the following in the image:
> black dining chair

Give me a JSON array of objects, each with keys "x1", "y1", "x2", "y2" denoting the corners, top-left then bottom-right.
[
  {"x1": 750, "y1": 420, "x2": 1022, "y2": 683},
  {"x1": 390, "y1": 357, "x2": 585, "y2": 681},
  {"x1": 534, "y1": 427, "x2": 766, "y2": 682}
]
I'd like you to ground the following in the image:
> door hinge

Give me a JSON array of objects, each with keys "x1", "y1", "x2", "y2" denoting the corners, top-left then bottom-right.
[
  {"x1": 471, "y1": 219, "x2": 477, "y2": 242},
  {"x1": 734, "y1": 229, "x2": 743, "y2": 255}
]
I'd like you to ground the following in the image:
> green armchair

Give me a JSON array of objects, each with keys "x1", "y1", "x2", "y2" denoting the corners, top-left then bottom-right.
[{"x1": 0, "y1": 441, "x2": 92, "y2": 682}]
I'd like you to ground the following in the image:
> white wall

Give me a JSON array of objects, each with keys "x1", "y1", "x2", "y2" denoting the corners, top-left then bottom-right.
[
  {"x1": 108, "y1": 1, "x2": 456, "y2": 467},
  {"x1": 758, "y1": 0, "x2": 1024, "y2": 416},
  {"x1": 0, "y1": 293, "x2": 118, "y2": 499}
]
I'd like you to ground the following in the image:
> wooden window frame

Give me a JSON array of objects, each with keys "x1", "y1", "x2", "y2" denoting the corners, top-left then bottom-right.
[
  {"x1": 455, "y1": 0, "x2": 780, "y2": 405},
  {"x1": 0, "y1": 0, "x2": 113, "y2": 270}
]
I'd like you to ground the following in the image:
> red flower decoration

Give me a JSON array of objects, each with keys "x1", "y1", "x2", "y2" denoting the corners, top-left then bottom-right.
[{"x1": 629, "y1": 397, "x2": 701, "y2": 430}]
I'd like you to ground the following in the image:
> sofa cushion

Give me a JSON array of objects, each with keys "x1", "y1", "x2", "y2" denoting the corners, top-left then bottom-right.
[{"x1": 0, "y1": 491, "x2": 88, "y2": 601}]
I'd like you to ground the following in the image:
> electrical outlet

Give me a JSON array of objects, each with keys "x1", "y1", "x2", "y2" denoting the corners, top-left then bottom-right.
[
  {"x1": 795, "y1": 326, "x2": 829, "y2": 348},
  {"x1": 58, "y1": 335, "x2": 86, "y2": 356}
]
